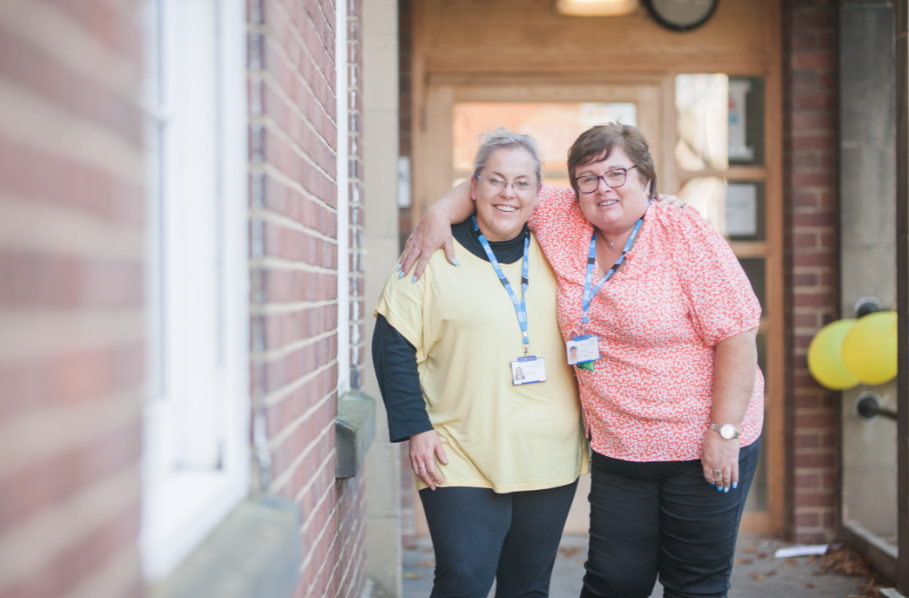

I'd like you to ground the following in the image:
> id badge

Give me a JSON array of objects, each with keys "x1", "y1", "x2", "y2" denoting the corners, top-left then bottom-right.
[
  {"x1": 567, "y1": 334, "x2": 600, "y2": 365},
  {"x1": 511, "y1": 356, "x2": 547, "y2": 386}
]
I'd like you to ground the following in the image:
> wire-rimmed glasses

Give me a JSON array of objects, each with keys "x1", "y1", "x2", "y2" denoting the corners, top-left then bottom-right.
[
  {"x1": 575, "y1": 165, "x2": 637, "y2": 194},
  {"x1": 474, "y1": 175, "x2": 541, "y2": 193}
]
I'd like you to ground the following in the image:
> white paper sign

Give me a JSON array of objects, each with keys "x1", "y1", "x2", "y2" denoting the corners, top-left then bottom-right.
[{"x1": 726, "y1": 183, "x2": 758, "y2": 237}]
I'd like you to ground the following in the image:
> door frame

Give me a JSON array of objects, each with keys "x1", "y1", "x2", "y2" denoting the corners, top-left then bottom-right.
[
  {"x1": 411, "y1": 72, "x2": 784, "y2": 536},
  {"x1": 413, "y1": 74, "x2": 672, "y2": 222}
]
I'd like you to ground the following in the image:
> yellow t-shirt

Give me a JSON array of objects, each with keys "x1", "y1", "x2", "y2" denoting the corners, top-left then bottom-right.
[{"x1": 375, "y1": 233, "x2": 588, "y2": 493}]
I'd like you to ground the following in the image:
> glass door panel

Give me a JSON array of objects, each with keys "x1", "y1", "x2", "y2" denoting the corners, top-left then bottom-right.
[
  {"x1": 440, "y1": 90, "x2": 657, "y2": 535},
  {"x1": 452, "y1": 102, "x2": 638, "y2": 187},
  {"x1": 676, "y1": 74, "x2": 776, "y2": 518},
  {"x1": 678, "y1": 178, "x2": 766, "y2": 241}
]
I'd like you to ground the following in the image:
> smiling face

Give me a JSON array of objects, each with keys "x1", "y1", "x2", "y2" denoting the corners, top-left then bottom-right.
[
  {"x1": 574, "y1": 146, "x2": 651, "y2": 235},
  {"x1": 470, "y1": 147, "x2": 540, "y2": 242}
]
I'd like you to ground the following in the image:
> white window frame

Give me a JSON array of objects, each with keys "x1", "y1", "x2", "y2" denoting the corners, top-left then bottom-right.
[
  {"x1": 140, "y1": 0, "x2": 250, "y2": 580},
  {"x1": 337, "y1": 0, "x2": 350, "y2": 394}
]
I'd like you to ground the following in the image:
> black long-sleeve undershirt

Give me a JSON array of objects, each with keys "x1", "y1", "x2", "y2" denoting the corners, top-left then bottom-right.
[{"x1": 372, "y1": 218, "x2": 528, "y2": 442}]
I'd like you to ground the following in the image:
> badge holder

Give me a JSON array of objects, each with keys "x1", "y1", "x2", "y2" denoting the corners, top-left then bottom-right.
[
  {"x1": 511, "y1": 355, "x2": 547, "y2": 385},
  {"x1": 567, "y1": 334, "x2": 599, "y2": 372},
  {"x1": 569, "y1": 210, "x2": 646, "y2": 374}
]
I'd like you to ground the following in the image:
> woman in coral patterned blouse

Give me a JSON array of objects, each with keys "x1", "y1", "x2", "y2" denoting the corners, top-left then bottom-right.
[{"x1": 400, "y1": 123, "x2": 762, "y2": 598}]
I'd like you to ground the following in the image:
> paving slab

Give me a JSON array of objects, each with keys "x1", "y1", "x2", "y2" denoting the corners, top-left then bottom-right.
[{"x1": 402, "y1": 533, "x2": 883, "y2": 598}]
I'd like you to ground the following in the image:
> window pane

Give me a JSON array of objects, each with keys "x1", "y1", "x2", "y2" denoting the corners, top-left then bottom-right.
[
  {"x1": 453, "y1": 102, "x2": 637, "y2": 175},
  {"x1": 676, "y1": 74, "x2": 728, "y2": 171},
  {"x1": 756, "y1": 330, "x2": 767, "y2": 378},
  {"x1": 679, "y1": 178, "x2": 765, "y2": 241},
  {"x1": 728, "y1": 76, "x2": 765, "y2": 166},
  {"x1": 744, "y1": 412, "x2": 768, "y2": 512},
  {"x1": 738, "y1": 258, "x2": 765, "y2": 311},
  {"x1": 676, "y1": 74, "x2": 765, "y2": 170},
  {"x1": 726, "y1": 181, "x2": 765, "y2": 241}
]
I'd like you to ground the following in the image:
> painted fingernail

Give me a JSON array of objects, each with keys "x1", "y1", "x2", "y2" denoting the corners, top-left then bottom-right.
[
  {"x1": 412, "y1": 276, "x2": 418, "y2": 283},
  {"x1": 398, "y1": 271, "x2": 405, "y2": 279},
  {"x1": 717, "y1": 486, "x2": 723, "y2": 492},
  {"x1": 709, "y1": 481, "x2": 715, "y2": 486},
  {"x1": 732, "y1": 482, "x2": 738, "y2": 490},
  {"x1": 396, "y1": 263, "x2": 402, "y2": 271},
  {"x1": 453, "y1": 258, "x2": 460, "y2": 267},
  {"x1": 724, "y1": 487, "x2": 730, "y2": 494}
]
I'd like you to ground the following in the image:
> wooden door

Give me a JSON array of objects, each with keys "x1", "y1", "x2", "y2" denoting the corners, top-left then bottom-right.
[
  {"x1": 411, "y1": 73, "x2": 782, "y2": 536},
  {"x1": 414, "y1": 79, "x2": 666, "y2": 534}
]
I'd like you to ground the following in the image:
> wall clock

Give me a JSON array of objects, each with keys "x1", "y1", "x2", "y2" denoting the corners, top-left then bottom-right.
[{"x1": 643, "y1": 0, "x2": 719, "y2": 32}]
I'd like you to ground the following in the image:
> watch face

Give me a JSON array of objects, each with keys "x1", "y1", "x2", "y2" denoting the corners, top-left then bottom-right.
[
  {"x1": 720, "y1": 424, "x2": 736, "y2": 439},
  {"x1": 644, "y1": 0, "x2": 719, "y2": 32}
]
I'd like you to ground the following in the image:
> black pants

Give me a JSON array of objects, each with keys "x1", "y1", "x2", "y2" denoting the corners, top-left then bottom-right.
[
  {"x1": 581, "y1": 438, "x2": 761, "y2": 598},
  {"x1": 419, "y1": 480, "x2": 579, "y2": 598}
]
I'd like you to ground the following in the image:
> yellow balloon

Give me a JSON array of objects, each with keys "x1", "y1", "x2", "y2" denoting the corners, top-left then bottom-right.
[
  {"x1": 808, "y1": 319, "x2": 860, "y2": 390},
  {"x1": 841, "y1": 311, "x2": 898, "y2": 386}
]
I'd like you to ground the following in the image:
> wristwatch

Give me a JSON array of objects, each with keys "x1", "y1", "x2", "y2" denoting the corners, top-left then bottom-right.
[{"x1": 709, "y1": 423, "x2": 740, "y2": 440}]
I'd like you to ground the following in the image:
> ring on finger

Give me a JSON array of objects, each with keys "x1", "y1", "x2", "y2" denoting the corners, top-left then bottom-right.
[
  {"x1": 714, "y1": 470, "x2": 722, "y2": 477},
  {"x1": 419, "y1": 464, "x2": 426, "y2": 469}
]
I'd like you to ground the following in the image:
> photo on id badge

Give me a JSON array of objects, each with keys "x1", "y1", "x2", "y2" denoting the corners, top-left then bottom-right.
[
  {"x1": 511, "y1": 356, "x2": 546, "y2": 386},
  {"x1": 566, "y1": 335, "x2": 599, "y2": 365}
]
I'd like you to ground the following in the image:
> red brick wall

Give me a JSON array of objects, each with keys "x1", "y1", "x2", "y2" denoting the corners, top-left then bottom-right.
[
  {"x1": 784, "y1": 0, "x2": 840, "y2": 543},
  {"x1": 248, "y1": 0, "x2": 367, "y2": 596},
  {"x1": 0, "y1": 1, "x2": 145, "y2": 597}
]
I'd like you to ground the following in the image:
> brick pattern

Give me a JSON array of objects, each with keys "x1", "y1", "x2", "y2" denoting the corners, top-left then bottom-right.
[
  {"x1": 784, "y1": 0, "x2": 840, "y2": 543},
  {"x1": 248, "y1": 0, "x2": 367, "y2": 597},
  {"x1": 0, "y1": 1, "x2": 145, "y2": 597}
]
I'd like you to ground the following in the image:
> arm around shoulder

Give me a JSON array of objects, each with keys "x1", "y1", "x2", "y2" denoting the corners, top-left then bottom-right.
[{"x1": 398, "y1": 180, "x2": 474, "y2": 280}]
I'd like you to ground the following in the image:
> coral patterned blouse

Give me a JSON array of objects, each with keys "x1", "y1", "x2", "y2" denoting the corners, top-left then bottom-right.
[{"x1": 529, "y1": 186, "x2": 764, "y2": 462}]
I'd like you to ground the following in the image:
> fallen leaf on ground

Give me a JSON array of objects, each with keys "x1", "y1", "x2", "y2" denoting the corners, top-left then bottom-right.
[
  {"x1": 403, "y1": 573, "x2": 421, "y2": 579},
  {"x1": 415, "y1": 560, "x2": 434, "y2": 568},
  {"x1": 803, "y1": 583, "x2": 815, "y2": 589},
  {"x1": 733, "y1": 557, "x2": 753, "y2": 565},
  {"x1": 766, "y1": 570, "x2": 777, "y2": 576},
  {"x1": 820, "y1": 548, "x2": 874, "y2": 577},
  {"x1": 743, "y1": 547, "x2": 756, "y2": 554},
  {"x1": 748, "y1": 572, "x2": 764, "y2": 581},
  {"x1": 757, "y1": 552, "x2": 769, "y2": 559},
  {"x1": 858, "y1": 573, "x2": 883, "y2": 597},
  {"x1": 784, "y1": 558, "x2": 799, "y2": 567}
]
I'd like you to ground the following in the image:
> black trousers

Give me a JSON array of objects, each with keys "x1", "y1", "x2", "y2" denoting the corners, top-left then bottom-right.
[
  {"x1": 419, "y1": 480, "x2": 579, "y2": 598},
  {"x1": 581, "y1": 438, "x2": 761, "y2": 598}
]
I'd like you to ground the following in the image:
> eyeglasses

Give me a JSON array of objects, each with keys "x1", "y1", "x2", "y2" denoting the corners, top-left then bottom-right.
[
  {"x1": 575, "y1": 165, "x2": 637, "y2": 194},
  {"x1": 475, "y1": 175, "x2": 540, "y2": 193}
]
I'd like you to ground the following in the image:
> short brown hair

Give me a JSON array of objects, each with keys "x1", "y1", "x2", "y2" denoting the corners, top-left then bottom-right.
[{"x1": 566, "y1": 123, "x2": 658, "y2": 199}]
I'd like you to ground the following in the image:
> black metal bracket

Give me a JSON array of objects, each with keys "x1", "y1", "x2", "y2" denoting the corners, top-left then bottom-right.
[{"x1": 855, "y1": 392, "x2": 898, "y2": 421}]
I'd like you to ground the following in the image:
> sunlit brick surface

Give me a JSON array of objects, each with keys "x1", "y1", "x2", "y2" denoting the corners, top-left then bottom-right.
[{"x1": 784, "y1": 0, "x2": 840, "y2": 544}]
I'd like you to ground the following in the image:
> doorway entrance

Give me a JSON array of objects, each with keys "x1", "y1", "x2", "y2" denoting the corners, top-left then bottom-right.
[{"x1": 410, "y1": 74, "x2": 783, "y2": 536}]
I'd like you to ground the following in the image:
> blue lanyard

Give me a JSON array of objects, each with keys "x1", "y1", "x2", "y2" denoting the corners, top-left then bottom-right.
[
  {"x1": 472, "y1": 216, "x2": 531, "y2": 352},
  {"x1": 581, "y1": 206, "x2": 648, "y2": 327}
]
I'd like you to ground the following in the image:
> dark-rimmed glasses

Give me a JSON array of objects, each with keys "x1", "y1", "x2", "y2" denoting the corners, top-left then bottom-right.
[
  {"x1": 575, "y1": 165, "x2": 637, "y2": 194},
  {"x1": 475, "y1": 175, "x2": 540, "y2": 193}
]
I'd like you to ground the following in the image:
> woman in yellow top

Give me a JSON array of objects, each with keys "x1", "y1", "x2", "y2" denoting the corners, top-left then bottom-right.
[{"x1": 373, "y1": 129, "x2": 588, "y2": 598}]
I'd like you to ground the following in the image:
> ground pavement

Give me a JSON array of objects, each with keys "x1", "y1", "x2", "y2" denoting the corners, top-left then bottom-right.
[{"x1": 402, "y1": 533, "x2": 893, "y2": 598}]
